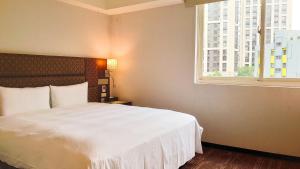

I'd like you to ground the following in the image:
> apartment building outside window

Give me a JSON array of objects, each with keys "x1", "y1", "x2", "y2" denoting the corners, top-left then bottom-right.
[{"x1": 196, "y1": 0, "x2": 300, "y2": 84}]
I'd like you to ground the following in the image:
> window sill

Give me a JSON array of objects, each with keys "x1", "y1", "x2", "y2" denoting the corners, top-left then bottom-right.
[{"x1": 195, "y1": 79, "x2": 300, "y2": 88}]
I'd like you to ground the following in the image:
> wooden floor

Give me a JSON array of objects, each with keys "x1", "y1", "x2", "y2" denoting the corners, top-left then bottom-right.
[
  {"x1": 181, "y1": 145, "x2": 300, "y2": 169},
  {"x1": 1, "y1": 145, "x2": 300, "y2": 169}
]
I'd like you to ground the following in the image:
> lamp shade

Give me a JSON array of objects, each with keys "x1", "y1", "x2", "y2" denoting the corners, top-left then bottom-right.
[{"x1": 107, "y1": 58, "x2": 118, "y2": 70}]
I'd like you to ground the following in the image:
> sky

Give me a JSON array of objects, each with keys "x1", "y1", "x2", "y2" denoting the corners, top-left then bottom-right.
[{"x1": 292, "y1": 0, "x2": 300, "y2": 30}]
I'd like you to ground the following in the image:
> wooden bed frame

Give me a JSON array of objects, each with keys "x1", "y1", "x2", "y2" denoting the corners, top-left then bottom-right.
[{"x1": 0, "y1": 53, "x2": 107, "y2": 169}]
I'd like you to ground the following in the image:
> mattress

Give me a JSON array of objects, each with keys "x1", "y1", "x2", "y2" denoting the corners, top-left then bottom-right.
[{"x1": 0, "y1": 103, "x2": 203, "y2": 169}]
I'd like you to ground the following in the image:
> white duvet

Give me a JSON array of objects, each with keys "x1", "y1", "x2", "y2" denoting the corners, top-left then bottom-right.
[{"x1": 0, "y1": 103, "x2": 203, "y2": 169}]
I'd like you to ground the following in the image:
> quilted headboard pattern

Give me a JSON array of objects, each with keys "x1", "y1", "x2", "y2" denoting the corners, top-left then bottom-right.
[{"x1": 0, "y1": 53, "x2": 106, "y2": 102}]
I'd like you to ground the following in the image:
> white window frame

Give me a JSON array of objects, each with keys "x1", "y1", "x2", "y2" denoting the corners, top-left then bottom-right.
[{"x1": 194, "y1": 0, "x2": 300, "y2": 87}]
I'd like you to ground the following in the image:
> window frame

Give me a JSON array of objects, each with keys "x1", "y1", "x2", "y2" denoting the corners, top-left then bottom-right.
[{"x1": 194, "y1": 0, "x2": 300, "y2": 87}]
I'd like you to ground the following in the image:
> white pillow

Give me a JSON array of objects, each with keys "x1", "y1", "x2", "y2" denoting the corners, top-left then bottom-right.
[
  {"x1": 50, "y1": 82, "x2": 88, "y2": 108},
  {"x1": 0, "y1": 86, "x2": 50, "y2": 116}
]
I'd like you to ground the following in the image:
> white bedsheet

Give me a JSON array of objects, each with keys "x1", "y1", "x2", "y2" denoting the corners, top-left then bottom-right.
[{"x1": 0, "y1": 103, "x2": 203, "y2": 169}]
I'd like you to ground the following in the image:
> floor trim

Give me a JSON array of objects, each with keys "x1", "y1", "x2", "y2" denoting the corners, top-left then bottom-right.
[{"x1": 202, "y1": 142, "x2": 300, "y2": 161}]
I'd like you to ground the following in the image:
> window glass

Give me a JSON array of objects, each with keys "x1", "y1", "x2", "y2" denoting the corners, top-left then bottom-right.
[
  {"x1": 203, "y1": 0, "x2": 261, "y2": 77},
  {"x1": 263, "y1": 0, "x2": 300, "y2": 78}
]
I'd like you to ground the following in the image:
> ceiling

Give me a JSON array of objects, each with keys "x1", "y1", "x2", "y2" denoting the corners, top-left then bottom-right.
[
  {"x1": 73, "y1": 0, "x2": 161, "y2": 9},
  {"x1": 107, "y1": 0, "x2": 158, "y2": 9},
  {"x1": 76, "y1": 0, "x2": 106, "y2": 8},
  {"x1": 58, "y1": 0, "x2": 183, "y2": 15}
]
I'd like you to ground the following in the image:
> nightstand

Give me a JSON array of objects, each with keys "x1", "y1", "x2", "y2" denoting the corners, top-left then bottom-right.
[
  {"x1": 109, "y1": 101, "x2": 132, "y2": 106},
  {"x1": 107, "y1": 97, "x2": 132, "y2": 105}
]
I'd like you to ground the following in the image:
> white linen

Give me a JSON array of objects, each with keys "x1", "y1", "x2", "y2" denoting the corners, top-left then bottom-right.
[
  {"x1": 0, "y1": 86, "x2": 50, "y2": 116},
  {"x1": 50, "y1": 82, "x2": 88, "y2": 108},
  {"x1": 0, "y1": 103, "x2": 203, "y2": 169}
]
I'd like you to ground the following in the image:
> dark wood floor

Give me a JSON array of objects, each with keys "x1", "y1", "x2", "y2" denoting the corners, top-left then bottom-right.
[
  {"x1": 181, "y1": 145, "x2": 300, "y2": 169},
  {"x1": 1, "y1": 145, "x2": 300, "y2": 169}
]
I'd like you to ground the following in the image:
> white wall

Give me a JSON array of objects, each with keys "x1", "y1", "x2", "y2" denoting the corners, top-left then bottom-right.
[
  {"x1": 0, "y1": 0, "x2": 110, "y2": 58},
  {"x1": 111, "y1": 4, "x2": 300, "y2": 157}
]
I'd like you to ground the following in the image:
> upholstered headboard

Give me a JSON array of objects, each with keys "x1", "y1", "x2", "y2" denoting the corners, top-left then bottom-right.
[{"x1": 0, "y1": 53, "x2": 107, "y2": 102}]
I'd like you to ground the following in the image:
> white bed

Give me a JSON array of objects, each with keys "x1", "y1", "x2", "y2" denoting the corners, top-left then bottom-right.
[{"x1": 0, "y1": 103, "x2": 203, "y2": 169}]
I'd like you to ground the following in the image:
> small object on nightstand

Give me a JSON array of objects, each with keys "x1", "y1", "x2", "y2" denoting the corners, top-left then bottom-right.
[
  {"x1": 105, "y1": 96, "x2": 132, "y2": 105},
  {"x1": 108, "y1": 96, "x2": 118, "y2": 102},
  {"x1": 109, "y1": 100, "x2": 132, "y2": 106}
]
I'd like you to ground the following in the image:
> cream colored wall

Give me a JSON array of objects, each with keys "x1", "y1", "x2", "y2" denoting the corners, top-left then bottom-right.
[
  {"x1": 111, "y1": 4, "x2": 300, "y2": 157},
  {"x1": 0, "y1": 0, "x2": 110, "y2": 58}
]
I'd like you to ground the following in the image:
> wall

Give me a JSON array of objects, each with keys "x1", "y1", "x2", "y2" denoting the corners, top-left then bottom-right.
[
  {"x1": 111, "y1": 4, "x2": 300, "y2": 157},
  {"x1": 0, "y1": 0, "x2": 110, "y2": 58}
]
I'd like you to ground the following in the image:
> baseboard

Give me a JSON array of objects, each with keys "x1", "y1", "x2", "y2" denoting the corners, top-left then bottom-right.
[{"x1": 202, "y1": 142, "x2": 300, "y2": 161}]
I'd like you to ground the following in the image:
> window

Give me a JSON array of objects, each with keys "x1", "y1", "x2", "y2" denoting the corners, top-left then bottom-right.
[
  {"x1": 223, "y1": 8, "x2": 228, "y2": 20},
  {"x1": 281, "y1": 4, "x2": 287, "y2": 14},
  {"x1": 246, "y1": 7, "x2": 251, "y2": 17},
  {"x1": 246, "y1": 0, "x2": 250, "y2": 6},
  {"x1": 222, "y1": 63, "x2": 227, "y2": 71},
  {"x1": 207, "y1": 23, "x2": 220, "y2": 48},
  {"x1": 245, "y1": 53, "x2": 250, "y2": 62},
  {"x1": 223, "y1": 36, "x2": 227, "y2": 47},
  {"x1": 223, "y1": 22, "x2": 228, "y2": 34},
  {"x1": 196, "y1": 0, "x2": 300, "y2": 84},
  {"x1": 266, "y1": 5, "x2": 272, "y2": 27},
  {"x1": 223, "y1": 50, "x2": 227, "y2": 61},
  {"x1": 281, "y1": 16, "x2": 287, "y2": 27},
  {"x1": 246, "y1": 30, "x2": 250, "y2": 40}
]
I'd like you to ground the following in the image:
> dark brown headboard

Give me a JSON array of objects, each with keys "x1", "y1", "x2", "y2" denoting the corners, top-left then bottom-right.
[{"x1": 0, "y1": 53, "x2": 107, "y2": 102}]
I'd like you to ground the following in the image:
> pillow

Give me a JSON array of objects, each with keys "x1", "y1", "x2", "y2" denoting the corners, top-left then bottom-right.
[
  {"x1": 0, "y1": 86, "x2": 50, "y2": 116},
  {"x1": 50, "y1": 82, "x2": 88, "y2": 108}
]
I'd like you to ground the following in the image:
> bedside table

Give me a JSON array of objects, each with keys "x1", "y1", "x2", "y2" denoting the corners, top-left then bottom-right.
[
  {"x1": 104, "y1": 97, "x2": 132, "y2": 105},
  {"x1": 109, "y1": 101, "x2": 132, "y2": 106}
]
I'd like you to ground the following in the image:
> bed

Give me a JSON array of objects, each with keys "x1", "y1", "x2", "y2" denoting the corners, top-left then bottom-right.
[
  {"x1": 0, "y1": 53, "x2": 203, "y2": 169},
  {"x1": 0, "y1": 103, "x2": 203, "y2": 169}
]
